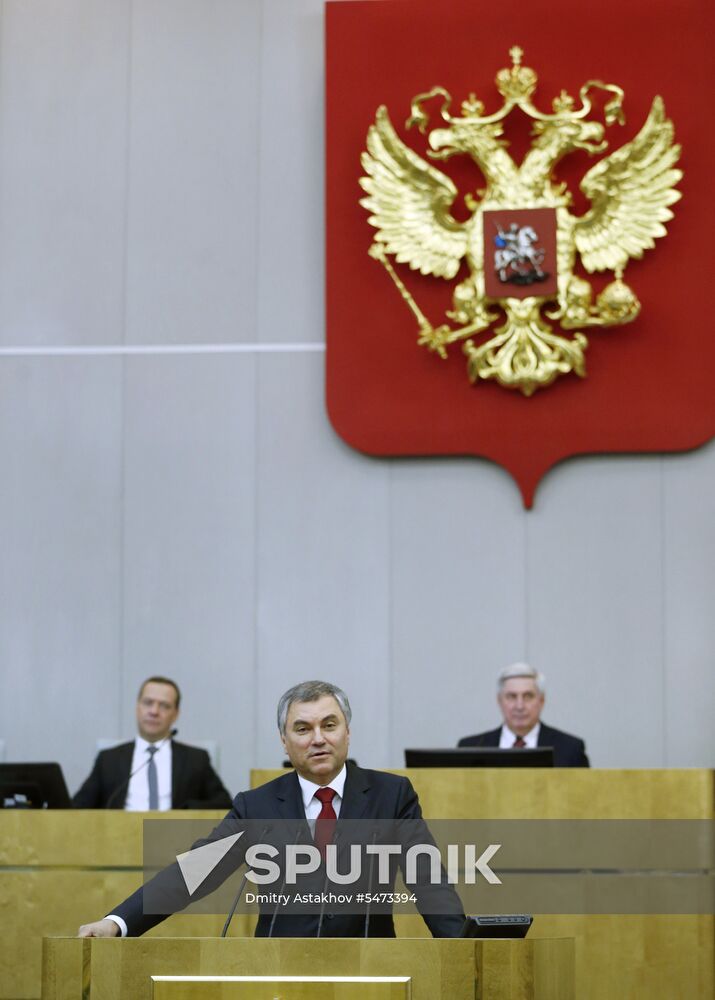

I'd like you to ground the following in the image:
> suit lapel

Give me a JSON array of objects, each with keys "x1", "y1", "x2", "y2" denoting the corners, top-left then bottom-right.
[
  {"x1": 273, "y1": 770, "x2": 313, "y2": 848},
  {"x1": 274, "y1": 770, "x2": 306, "y2": 819},
  {"x1": 117, "y1": 741, "x2": 134, "y2": 777},
  {"x1": 333, "y1": 764, "x2": 372, "y2": 869},
  {"x1": 170, "y1": 741, "x2": 182, "y2": 807},
  {"x1": 112, "y1": 742, "x2": 135, "y2": 809},
  {"x1": 537, "y1": 724, "x2": 553, "y2": 748},
  {"x1": 337, "y1": 763, "x2": 372, "y2": 821}
]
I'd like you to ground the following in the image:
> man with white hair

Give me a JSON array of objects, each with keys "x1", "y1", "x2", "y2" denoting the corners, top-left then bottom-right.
[{"x1": 458, "y1": 663, "x2": 589, "y2": 767}]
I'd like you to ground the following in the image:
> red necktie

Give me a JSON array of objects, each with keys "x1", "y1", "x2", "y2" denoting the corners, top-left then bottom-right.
[
  {"x1": 314, "y1": 787, "x2": 337, "y2": 859},
  {"x1": 513, "y1": 736, "x2": 526, "y2": 748}
]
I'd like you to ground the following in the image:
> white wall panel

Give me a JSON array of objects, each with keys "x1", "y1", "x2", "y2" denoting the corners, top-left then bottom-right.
[
  {"x1": 389, "y1": 460, "x2": 528, "y2": 763},
  {"x1": 0, "y1": 0, "x2": 129, "y2": 346},
  {"x1": 526, "y1": 455, "x2": 664, "y2": 767},
  {"x1": 0, "y1": 1, "x2": 712, "y2": 792},
  {"x1": 0, "y1": 357, "x2": 122, "y2": 793},
  {"x1": 255, "y1": 352, "x2": 391, "y2": 770},
  {"x1": 125, "y1": 0, "x2": 261, "y2": 345},
  {"x1": 663, "y1": 440, "x2": 715, "y2": 767},
  {"x1": 121, "y1": 354, "x2": 257, "y2": 795},
  {"x1": 257, "y1": 0, "x2": 325, "y2": 344}
]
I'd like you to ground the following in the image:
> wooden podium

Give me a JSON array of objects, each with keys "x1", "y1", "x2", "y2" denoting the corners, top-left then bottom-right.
[
  {"x1": 4, "y1": 770, "x2": 713, "y2": 999},
  {"x1": 42, "y1": 936, "x2": 575, "y2": 1000}
]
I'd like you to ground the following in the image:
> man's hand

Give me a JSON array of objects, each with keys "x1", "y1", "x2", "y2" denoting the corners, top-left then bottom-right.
[{"x1": 78, "y1": 918, "x2": 120, "y2": 938}]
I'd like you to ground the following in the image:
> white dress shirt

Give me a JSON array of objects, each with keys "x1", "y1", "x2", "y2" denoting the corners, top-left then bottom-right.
[
  {"x1": 123, "y1": 736, "x2": 173, "y2": 811},
  {"x1": 499, "y1": 723, "x2": 541, "y2": 749},
  {"x1": 297, "y1": 765, "x2": 347, "y2": 834}
]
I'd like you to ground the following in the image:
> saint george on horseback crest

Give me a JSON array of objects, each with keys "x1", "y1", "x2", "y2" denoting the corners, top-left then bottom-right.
[
  {"x1": 360, "y1": 47, "x2": 682, "y2": 396},
  {"x1": 493, "y1": 222, "x2": 547, "y2": 285}
]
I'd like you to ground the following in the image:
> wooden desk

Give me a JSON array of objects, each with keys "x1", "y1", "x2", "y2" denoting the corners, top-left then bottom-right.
[
  {"x1": 252, "y1": 769, "x2": 715, "y2": 1000},
  {"x1": 0, "y1": 810, "x2": 250, "y2": 1000},
  {"x1": 4, "y1": 770, "x2": 713, "y2": 1000},
  {"x1": 41, "y1": 936, "x2": 575, "y2": 1000},
  {"x1": 251, "y1": 767, "x2": 714, "y2": 821}
]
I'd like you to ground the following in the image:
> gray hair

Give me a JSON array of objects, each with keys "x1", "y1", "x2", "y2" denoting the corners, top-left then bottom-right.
[
  {"x1": 497, "y1": 662, "x2": 546, "y2": 695},
  {"x1": 276, "y1": 680, "x2": 352, "y2": 735}
]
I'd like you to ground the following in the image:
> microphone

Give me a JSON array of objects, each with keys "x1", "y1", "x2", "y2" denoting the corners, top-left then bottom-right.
[
  {"x1": 363, "y1": 827, "x2": 379, "y2": 938},
  {"x1": 105, "y1": 728, "x2": 178, "y2": 809},
  {"x1": 268, "y1": 822, "x2": 303, "y2": 938},
  {"x1": 221, "y1": 824, "x2": 271, "y2": 938}
]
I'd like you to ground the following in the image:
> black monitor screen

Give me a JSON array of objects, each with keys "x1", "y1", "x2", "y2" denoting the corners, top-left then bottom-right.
[
  {"x1": 404, "y1": 747, "x2": 554, "y2": 768},
  {"x1": 0, "y1": 763, "x2": 71, "y2": 808}
]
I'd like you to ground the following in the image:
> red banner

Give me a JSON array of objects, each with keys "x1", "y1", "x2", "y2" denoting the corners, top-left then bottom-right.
[{"x1": 325, "y1": 0, "x2": 715, "y2": 506}]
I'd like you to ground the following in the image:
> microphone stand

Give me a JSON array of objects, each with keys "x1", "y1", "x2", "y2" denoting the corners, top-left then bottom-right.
[
  {"x1": 268, "y1": 823, "x2": 303, "y2": 938},
  {"x1": 221, "y1": 872, "x2": 249, "y2": 938},
  {"x1": 363, "y1": 827, "x2": 379, "y2": 938},
  {"x1": 221, "y1": 824, "x2": 271, "y2": 937},
  {"x1": 317, "y1": 829, "x2": 342, "y2": 938}
]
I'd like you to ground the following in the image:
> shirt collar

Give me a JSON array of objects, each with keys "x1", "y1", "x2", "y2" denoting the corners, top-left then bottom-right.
[
  {"x1": 297, "y1": 764, "x2": 347, "y2": 811},
  {"x1": 502, "y1": 722, "x2": 541, "y2": 747},
  {"x1": 135, "y1": 734, "x2": 172, "y2": 754}
]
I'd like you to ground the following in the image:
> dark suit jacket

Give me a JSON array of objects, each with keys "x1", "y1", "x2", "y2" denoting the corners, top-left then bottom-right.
[
  {"x1": 72, "y1": 740, "x2": 233, "y2": 809},
  {"x1": 458, "y1": 722, "x2": 590, "y2": 767},
  {"x1": 111, "y1": 762, "x2": 465, "y2": 938}
]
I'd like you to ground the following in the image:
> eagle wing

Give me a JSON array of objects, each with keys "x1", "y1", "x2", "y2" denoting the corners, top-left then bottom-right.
[
  {"x1": 360, "y1": 106, "x2": 469, "y2": 280},
  {"x1": 573, "y1": 97, "x2": 682, "y2": 273}
]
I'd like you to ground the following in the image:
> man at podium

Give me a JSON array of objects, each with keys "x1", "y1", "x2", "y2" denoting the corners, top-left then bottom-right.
[{"x1": 79, "y1": 680, "x2": 465, "y2": 939}]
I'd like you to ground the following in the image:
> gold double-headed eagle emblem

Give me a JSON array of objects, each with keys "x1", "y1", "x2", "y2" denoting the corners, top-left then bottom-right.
[{"x1": 360, "y1": 47, "x2": 682, "y2": 396}]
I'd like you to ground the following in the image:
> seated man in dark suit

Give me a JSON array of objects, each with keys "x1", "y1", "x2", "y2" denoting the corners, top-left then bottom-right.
[
  {"x1": 72, "y1": 676, "x2": 232, "y2": 810},
  {"x1": 78, "y1": 679, "x2": 465, "y2": 939},
  {"x1": 458, "y1": 663, "x2": 589, "y2": 767}
]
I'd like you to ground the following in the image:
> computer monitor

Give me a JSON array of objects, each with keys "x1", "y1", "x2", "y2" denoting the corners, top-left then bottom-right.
[
  {"x1": 404, "y1": 747, "x2": 554, "y2": 767},
  {"x1": 460, "y1": 914, "x2": 533, "y2": 938},
  {"x1": 0, "y1": 763, "x2": 72, "y2": 808}
]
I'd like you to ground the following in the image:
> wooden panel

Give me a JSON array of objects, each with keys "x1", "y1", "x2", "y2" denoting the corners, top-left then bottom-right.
[
  {"x1": 530, "y1": 936, "x2": 576, "y2": 1000},
  {"x1": 251, "y1": 769, "x2": 715, "y2": 1000},
  {"x1": 532, "y1": 915, "x2": 715, "y2": 1000},
  {"x1": 3, "y1": 868, "x2": 250, "y2": 1000},
  {"x1": 151, "y1": 976, "x2": 410, "y2": 1000},
  {"x1": 93, "y1": 938, "x2": 475, "y2": 1000},
  {"x1": 14, "y1": 772, "x2": 715, "y2": 1000},
  {"x1": 0, "y1": 810, "x2": 231, "y2": 1000},
  {"x1": 40, "y1": 937, "x2": 86, "y2": 1000},
  {"x1": 251, "y1": 769, "x2": 715, "y2": 819},
  {"x1": 42, "y1": 937, "x2": 572, "y2": 1000},
  {"x1": 392, "y1": 912, "x2": 715, "y2": 1000},
  {"x1": 0, "y1": 809, "x2": 225, "y2": 866}
]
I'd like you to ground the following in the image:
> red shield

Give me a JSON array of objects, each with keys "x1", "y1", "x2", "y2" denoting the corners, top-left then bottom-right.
[{"x1": 325, "y1": 0, "x2": 715, "y2": 506}]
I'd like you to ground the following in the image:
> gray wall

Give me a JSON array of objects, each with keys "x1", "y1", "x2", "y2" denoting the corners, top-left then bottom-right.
[{"x1": 0, "y1": 0, "x2": 712, "y2": 800}]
